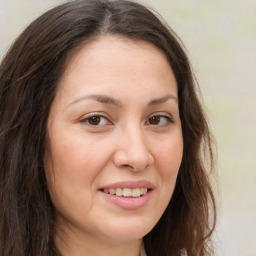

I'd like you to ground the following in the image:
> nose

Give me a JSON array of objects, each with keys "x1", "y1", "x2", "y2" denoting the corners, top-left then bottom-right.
[{"x1": 113, "y1": 125, "x2": 154, "y2": 172}]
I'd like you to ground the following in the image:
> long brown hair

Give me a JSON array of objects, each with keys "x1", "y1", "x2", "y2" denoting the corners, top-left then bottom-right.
[{"x1": 0, "y1": 1, "x2": 216, "y2": 255}]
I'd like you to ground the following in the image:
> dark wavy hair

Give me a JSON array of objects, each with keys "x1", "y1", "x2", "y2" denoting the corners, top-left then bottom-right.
[{"x1": 0, "y1": 0, "x2": 216, "y2": 255}]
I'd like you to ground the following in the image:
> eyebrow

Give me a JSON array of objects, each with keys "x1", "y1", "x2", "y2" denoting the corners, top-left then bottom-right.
[
  {"x1": 68, "y1": 94, "x2": 123, "y2": 108},
  {"x1": 148, "y1": 94, "x2": 178, "y2": 106},
  {"x1": 68, "y1": 93, "x2": 178, "y2": 108}
]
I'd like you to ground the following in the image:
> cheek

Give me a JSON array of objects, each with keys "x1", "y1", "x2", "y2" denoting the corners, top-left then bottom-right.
[
  {"x1": 157, "y1": 136, "x2": 183, "y2": 172},
  {"x1": 44, "y1": 137, "x2": 93, "y2": 199},
  {"x1": 44, "y1": 141, "x2": 98, "y2": 224},
  {"x1": 146, "y1": 136, "x2": 182, "y2": 226},
  {"x1": 47, "y1": 133, "x2": 101, "y2": 174},
  {"x1": 44, "y1": 134, "x2": 112, "y2": 199},
  {"x1": 156, "y1": 135, "x2": 183, "y2": 193}
]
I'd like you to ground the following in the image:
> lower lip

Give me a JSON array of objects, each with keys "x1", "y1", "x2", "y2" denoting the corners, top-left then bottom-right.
[{"x1": 99, "y1": 190, "x2": 153, "y2": 210}]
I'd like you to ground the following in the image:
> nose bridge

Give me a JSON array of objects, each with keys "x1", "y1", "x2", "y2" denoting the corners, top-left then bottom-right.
[
  {"x1": 125, "y1": 123, "x2": 147, "y2": 153},
  {"x1": 114, "y1": 122, "x2": 153, "y2": 171}
]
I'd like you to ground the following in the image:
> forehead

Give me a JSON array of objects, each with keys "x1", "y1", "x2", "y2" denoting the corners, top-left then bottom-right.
[
  {"x1": 63, "y1": 35, "x2": 172, "y2": 77},
  {"x1": 56, "y1": 35, "x2": 177, "y2": 103}
]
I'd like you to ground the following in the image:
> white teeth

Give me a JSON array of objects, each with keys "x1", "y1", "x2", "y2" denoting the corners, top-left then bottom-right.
[
  {"x1": 132, "y1": 188, "x2": 141, "y2": 197},
  {"x1": 123, "y1": 188, "x2": 132, "y2": 197},
  {"x1": 116, "y1": 188, "x2": 123, "y2": 196},
  {"x1": 103, "y1": 188, "x2": 148, "y2": 197},
  {"x1": 109, "y1": 188, "x2": 115, "y2": 195}
]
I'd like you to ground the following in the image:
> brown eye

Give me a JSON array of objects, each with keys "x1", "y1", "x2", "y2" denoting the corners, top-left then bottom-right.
[
  {"x1": 88, "y1": 116, "x2": 101, "y2": 125},
  {"x1": 146, "y1": 114, "x2": 174, "y2": 126},
  {"x1": 80, "y1": 114, "x2": 111, "y2": 126},
  {"x1": 148, "y1": 116, "x2": 161, "y2": 125}
]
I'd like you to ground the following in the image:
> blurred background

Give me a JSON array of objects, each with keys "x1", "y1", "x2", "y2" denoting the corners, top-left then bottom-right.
[{"x1": 0, "y1": 0, "x2": 255, "y2": 255}]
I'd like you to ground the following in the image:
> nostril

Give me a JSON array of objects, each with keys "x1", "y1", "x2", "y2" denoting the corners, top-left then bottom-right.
[{"x1": 122, "y1": 164, "x2": 133, "y2": 169}]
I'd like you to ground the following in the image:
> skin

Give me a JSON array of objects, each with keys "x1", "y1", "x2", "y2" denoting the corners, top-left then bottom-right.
[{"x1": 45, "y1": 35, "x2": 183, "y2": 256}]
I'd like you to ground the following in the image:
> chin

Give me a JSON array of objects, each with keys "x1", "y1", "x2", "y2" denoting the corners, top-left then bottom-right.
[{"x1": 102, "y1": 217, "x2": 155, "y2": 242}]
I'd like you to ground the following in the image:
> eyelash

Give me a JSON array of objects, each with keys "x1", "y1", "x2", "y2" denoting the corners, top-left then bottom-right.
[{"x1": 80, "y1": 112, "x2": 174, "y2": 127}]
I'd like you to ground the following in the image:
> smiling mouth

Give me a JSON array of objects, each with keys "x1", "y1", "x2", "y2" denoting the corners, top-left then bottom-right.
[{"x1": 101, "y1": 188, "x2": 149, "y2": 197}]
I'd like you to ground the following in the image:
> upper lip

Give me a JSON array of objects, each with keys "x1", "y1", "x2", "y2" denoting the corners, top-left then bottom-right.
[{"x1": 100, "y1": 180, "x2": 155, "y2": 190}]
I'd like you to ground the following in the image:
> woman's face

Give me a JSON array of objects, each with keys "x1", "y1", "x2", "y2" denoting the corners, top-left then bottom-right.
[{"x1": 45, "y1": 36, "x2": 183, "y2": 244}]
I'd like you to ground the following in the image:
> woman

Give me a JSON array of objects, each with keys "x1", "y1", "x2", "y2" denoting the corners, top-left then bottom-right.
[{"x1": 0, "y1": 0, "x2": 216, "y2": 255}]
